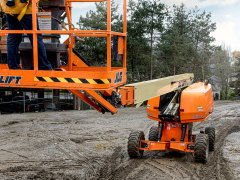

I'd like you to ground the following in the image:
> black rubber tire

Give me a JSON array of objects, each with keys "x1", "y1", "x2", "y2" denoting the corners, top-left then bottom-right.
[
  {"x1": 128, "y1": 131, "x2": 145, "y2": 159},
  {"x1": 194, "y1": 134, "x2": 209, "y2": 163},
  {"x1": 148, "y1": 126, "x2": 158, "y2": 141},
  {"x1": 205, "y1": 127, "x2": 215, "y2": 151}
]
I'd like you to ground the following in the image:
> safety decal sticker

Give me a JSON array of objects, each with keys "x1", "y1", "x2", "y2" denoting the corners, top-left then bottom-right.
[
  {"x1": 197, "y1": 106, "x2": 203, "y2": 111},
  {"x1": 34, "y1": 77, "x2": 111, "y2": 84}
]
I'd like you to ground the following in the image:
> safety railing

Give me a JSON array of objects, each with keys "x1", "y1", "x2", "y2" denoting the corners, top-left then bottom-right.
[{"x1": 0, "y1": 0, "x2": 127, "y2": 72}]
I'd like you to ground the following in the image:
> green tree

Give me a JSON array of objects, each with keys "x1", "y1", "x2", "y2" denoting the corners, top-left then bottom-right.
[
  {"x1": 126, "y1": 0, "x2": 150, "y2": 82},
  {"x1": 130, "y1": 0, "x2": 165, "y2": 80},
  {"x1": 234, "y1": 56, "x2": 240, "y2": 96},
  {"x1": 158, "y1": 4, "x2": 216, "y2": 80},
  {"x1": 211, "y1": 46, "x2": 232, "y2": 99},
  {"x1": 158, "y1": 4, "x2": 193, "y2": 76},
  {"x1": 76, "y1": 1, "x2": 217, "y2": 84},
  {"x1": 76, "y1": 1, "x2": 122, "y2": 66},
  {"x1": 189, "y1": 8, "x2": 216, "y2": 80}
]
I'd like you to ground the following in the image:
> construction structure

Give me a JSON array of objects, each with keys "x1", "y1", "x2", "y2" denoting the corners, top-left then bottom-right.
[{"x1": 0, "y1": 0, "x2": 215, "y2": 162}]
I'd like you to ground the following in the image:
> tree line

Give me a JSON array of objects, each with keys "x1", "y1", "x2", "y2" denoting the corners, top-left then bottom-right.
[{"x1": 75, "y1": 0, "x2": 239, "y2": 99}]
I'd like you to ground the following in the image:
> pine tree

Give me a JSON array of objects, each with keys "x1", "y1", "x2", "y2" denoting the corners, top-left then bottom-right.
[
  {"x1": 234, "y1": 56, "x2": 240, "y2": 96},
  {"x1": 158, "y1": 4, "x2": 192, "y2": 76},
  {"x1": 130, "y1": 0, "x2": 165, "y2": 80},
  {"x1": 211, "y1": 46, "x2": 232, "y2": 99},
  {"x1": 158, "y1": 4, "x2": 216, "y2": 79},
  {"x1": 75, "y1": 1, "x2": 122, "y2": 66},
  {"x1": 189, "y1": 8, "x2": 216, "y2": 80}
]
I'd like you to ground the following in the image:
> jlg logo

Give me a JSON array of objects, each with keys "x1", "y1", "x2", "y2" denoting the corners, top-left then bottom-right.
[
  {"x1": 114, "y1": 71, "x2": 123, "y2": 84},
  {"x1": 0, "y1": 76, "x2": 22, "y2": 84}
]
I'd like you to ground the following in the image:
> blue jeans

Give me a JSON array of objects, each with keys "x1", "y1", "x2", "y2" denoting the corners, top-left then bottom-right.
[{"x1": 6, "y1": 14, "x2": 52, "y2": 70}]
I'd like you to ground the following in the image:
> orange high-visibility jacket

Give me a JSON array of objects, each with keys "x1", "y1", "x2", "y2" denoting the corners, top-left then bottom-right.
[{"x1": 0, "y1": 0, "x2": 34, "y2": 15}]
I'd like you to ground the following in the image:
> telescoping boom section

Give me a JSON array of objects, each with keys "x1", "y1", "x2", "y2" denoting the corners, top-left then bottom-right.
[{"x1": 119, "y1": 73, "x2": 194, "y2": 107}]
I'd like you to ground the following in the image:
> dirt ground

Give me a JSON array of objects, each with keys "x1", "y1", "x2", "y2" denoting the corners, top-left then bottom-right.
[{"x1": 0, "y1": 100, "x2": 239, "y2": 180}]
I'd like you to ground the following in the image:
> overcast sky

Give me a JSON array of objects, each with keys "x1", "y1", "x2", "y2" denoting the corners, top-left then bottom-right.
[{"x1": 70, "y1": 0, "x2": 240, "y2": 52}]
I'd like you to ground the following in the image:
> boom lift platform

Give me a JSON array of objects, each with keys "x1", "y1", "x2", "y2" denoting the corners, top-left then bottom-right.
[
  {"x1": 0, "y1": 0, "x2": 215, "y2": 162},
  {"x1": 0, "y1": 0, "x2": 127, "y2": 114}
]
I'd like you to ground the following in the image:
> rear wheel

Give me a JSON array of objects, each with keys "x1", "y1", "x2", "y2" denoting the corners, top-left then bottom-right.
[
  {"x1": 194, "y1": 134, "x2": 209, "y2": 163},
  {"x1": 205, "y1": 127, "x2": 215, "y2": 151},
  {"x1": 128, "y1": 131, "x2": 145, "y2": 158},
  {"x1": 148, "y1": 126, "x2": 158, "y2": 141}
]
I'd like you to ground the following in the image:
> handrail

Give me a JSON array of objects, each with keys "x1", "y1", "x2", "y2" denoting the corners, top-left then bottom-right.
[
  {"x1": 0, "y1": 0, "x2": 127, "y2": 71},
  {"x1": 0, "y1": 30, "x2": 126, "y2": 36}
]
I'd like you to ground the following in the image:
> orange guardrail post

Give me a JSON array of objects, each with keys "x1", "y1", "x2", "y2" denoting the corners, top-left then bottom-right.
[{"x1": 32, "y1": 0, "x2": 38, "y2": 70}]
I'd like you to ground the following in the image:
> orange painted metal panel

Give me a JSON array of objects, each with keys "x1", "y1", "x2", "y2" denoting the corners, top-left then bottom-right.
[
  {"x1": 32, "y1": 0, "x2": 38, "y2": 70},
  {"x1": 0, "y1": 68, "x2": 126, "y2": 90},
  {"x1": 0, "y1": 64, "x2": 24, "y2": 69},
  {"x1": 100, "y1": 89, "x2": 113, "y2": 97},
  {"x1": 161, "y1": 122, "x2": 187, "y2": 142},
  {"x1": 118, "y1": 36, "x2": 124, "y2": 54},
  {"x1": 180, "y1": 82, "x2": 214, "y2": 123},
  {"x1": 139, "y1": 140, "x2": 194, "y2": 152},
  {"x1": 170, "y1": 142, "x2": 194, "y2": 152},
  {"x1": 139, "y1": 141, "x2": 169, "y2": 151},
  {"x1": 119, "y1": 86, "x2": 134, "y2": 105},
  {"x1": 146, "y1": 96, "x2": 161, "y2": 121}
]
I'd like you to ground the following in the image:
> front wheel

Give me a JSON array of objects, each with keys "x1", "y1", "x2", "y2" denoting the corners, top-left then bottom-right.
[
  {"x1": 148, "y1": 126, "x2": 158, "y2": 141},
  {"x1": 194, "y1": 134, "x2": 209, "y2": 163},
  {"x1": 205, "y1": 127, "x2": 215, "y2": 151},
  {"x1": 128, "y1": 131, "x2": 145, "y2": 159}
]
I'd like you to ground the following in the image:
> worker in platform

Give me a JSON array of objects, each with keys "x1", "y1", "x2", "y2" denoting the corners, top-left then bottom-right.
[{"x1": 0, "y1": 0, "x2": 52, "y2": 70}]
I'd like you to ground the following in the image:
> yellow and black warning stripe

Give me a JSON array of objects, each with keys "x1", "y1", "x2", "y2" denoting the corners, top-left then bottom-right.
[{"x1": 34, "y1": 77, "x2": 111, "y2": 84}]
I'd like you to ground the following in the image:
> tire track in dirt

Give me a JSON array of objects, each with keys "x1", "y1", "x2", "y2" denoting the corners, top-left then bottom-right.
[
  {"x1": 199, "y1": 122, "x2": 236, "y2": 179},
  {"x1": 0, "y1": 117, "x2": 102, "y2": 179},
  {"x1": 146, "y1": 160, "x2": 185, "y2": 179},
  {"x1": 31, "y1": 119, "x2": 100, "y2": 177},
  {"x1": 198, "y1": 108, "x2": 240, "y2": 180},
  {"x1": 0, "y1": 101, "x2": 238, "y2": 179}
]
